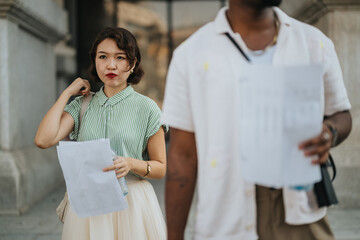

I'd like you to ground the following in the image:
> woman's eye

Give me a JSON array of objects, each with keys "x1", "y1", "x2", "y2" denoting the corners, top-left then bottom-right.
[
  {"x1": 117, "y1": 56, "x2": 125, "y2": 60},
  {"x1": 99, "y1": 55, "x2": 106, "y2": 59}
]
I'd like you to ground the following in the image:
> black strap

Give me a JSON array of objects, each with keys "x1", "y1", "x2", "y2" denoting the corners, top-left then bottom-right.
[
  {"x1": 225, "y1": 32, "x2": 251, "y2": 63},
  {"x1": 328, "y1": 154, "x2": 337, "y2": 182}
]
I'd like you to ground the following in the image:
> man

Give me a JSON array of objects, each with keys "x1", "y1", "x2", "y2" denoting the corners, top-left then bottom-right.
[{"x1": 161, "y1": 0, "x2": 352, "y2": 239}]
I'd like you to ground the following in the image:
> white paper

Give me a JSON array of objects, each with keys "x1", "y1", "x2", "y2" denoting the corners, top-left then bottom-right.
[
  {"x1": 238, "y1": 65, "x2": 323, "y2": 188},
  {"x1": 57, "y1": 139, "x2": 127, "y2": 217}
]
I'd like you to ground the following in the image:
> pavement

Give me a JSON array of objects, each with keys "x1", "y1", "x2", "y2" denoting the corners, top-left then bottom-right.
[{"x1": 0, "y1": 179, "x2": 359, "y2": 240}]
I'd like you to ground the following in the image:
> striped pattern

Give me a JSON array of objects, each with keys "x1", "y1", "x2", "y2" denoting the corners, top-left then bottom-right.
[{"x1": 65, "y1": 85, "x2": 165, "y2": 161}]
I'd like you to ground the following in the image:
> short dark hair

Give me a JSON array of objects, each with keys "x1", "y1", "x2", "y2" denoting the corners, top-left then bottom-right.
[{"x1": 89, "y1": 27, "x2": 144, "y2": 84}]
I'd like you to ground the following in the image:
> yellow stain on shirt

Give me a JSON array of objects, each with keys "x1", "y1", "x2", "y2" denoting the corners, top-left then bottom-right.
[
  {"x1": 203, "y1": 62, "x2": 209, "y2": 71},
  {"x1": 320, "y1": 40, "x2": 324, "y2": 49},
  {"x1": 211, "y1": 159, "x2": 217, "y2": 168}
]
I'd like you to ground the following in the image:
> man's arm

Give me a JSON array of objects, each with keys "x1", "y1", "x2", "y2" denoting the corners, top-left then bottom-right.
[
  {"x1": 166, "y1": 127, "x2": 197, "y2": 240},
  {"x1": 299, "y1": 110, "x2": 352, "y2": 164},
  {"x1": 324, "y1": 110, "x2": 352, "y2": 147}
]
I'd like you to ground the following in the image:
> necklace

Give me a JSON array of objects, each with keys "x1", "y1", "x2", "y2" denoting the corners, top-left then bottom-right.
[{"x1": 249, "y1": 12, "x2": 280, "y2": 56}]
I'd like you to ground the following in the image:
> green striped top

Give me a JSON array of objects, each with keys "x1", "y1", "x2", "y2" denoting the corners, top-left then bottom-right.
[{"x1": 64, "y1": 85, "x2": 166, "y2": 161}]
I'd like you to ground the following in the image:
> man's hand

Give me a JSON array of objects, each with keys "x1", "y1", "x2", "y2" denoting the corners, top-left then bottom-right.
[
  {"x1": 299, "y1": 110, "x2": 352, "y2": 165},
  {"x1": 298, "y1": 124, "x2": 333, "y2": 165}
]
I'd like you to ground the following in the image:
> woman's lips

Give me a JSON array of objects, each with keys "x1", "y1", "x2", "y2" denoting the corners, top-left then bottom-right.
[{"x1": 106, "y1": 73, "x2": 117, "y2": 78}]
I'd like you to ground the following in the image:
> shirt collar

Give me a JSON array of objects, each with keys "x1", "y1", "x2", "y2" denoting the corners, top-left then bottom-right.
[
  {"x1": 214, "y1": 7, "x2": 233, "y2": 35},
  {"x1": 96, "y1": 85, "x2": 134, "y2": 106},
  {"x1": 214, "y1": 7, "x2": 292, "y2": 36}
]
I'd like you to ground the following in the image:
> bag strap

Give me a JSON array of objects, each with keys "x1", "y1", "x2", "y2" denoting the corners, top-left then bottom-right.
[
  {"x1": 328, "y1": 154, "x2": 337, "y2": 182},
  {"x1": 225, "y1": 33, "x2": 251, "y2": 63},
  {"x1": 79, "y1": 92, "x2": 94, "y2": 126}
]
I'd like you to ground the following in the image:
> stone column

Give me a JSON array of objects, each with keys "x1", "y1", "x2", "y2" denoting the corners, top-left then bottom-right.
[
  {"x1": 281, "y1": 0, "x2": 360, "y2": 208},
  {"x1": 0, "y1": 0, "x2": 67, "y2": 214}
]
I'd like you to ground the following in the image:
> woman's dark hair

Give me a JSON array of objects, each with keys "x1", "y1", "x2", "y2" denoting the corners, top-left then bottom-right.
[{"x1": 89, "y1": 27, "x2": 144, "y2": 84}]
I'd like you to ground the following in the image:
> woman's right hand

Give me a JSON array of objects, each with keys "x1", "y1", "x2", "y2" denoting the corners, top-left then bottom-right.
[
  {"x1": 35, "y1": 77, "x2": 90, "y2": 149},
  {"x1": 64, "y1": 77, "x2": 91, "y2": 97}
]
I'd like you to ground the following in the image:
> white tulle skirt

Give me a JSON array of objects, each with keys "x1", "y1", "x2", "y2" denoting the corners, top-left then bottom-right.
[{"x1": 61, "y1": 174, "x2": 166, "y2": 240}]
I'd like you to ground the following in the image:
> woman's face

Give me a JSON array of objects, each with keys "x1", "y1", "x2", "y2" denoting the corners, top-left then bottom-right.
[{"x1": 95, "y1": 38, "x2": 133, "y2": 92}]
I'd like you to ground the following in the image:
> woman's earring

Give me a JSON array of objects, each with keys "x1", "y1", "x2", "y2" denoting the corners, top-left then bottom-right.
[{"x1": 130, "y1": 69, "x2": 134, "y2": 74}]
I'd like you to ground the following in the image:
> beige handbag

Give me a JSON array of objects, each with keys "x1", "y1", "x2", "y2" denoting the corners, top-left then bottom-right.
[
  {"x1": 56, "y1": 192, "x2": 69, "y2": 223},
  {"x1": 56, "y1": 92, "x2": 93, "y2": 223}
]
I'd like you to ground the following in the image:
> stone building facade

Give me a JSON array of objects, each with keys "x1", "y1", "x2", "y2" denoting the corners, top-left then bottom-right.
[
  {"x1": 0, "y1": 0, "x2": 68, "y2": 214},
  {"x1": 282, "y1": 0, "x2": 360, "y2": 209},
  {"x1": 0, "y1": 0, "x2": 358, "y2": 215}
]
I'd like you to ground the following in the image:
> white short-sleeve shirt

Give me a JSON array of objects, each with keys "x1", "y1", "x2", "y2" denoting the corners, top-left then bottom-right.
[{"x1": 162, "y1": 7, "x2": 351, "y2": 240}]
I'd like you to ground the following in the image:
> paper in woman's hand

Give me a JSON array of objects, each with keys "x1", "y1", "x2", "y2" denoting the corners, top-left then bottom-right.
[{"x1": 57, "y1": 139, "x2": 128, "y2": 217}]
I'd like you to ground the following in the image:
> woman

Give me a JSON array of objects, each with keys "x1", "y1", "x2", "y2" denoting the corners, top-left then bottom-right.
[{"x1": 35, "y1": 27, "x2": 167, "y2": 240}]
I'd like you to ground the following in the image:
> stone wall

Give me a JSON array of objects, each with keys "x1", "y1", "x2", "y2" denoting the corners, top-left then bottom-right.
[
  {"x1": 315, "y1": 9, "x2": 360, "y2": 208},
  {"x1": 0, "y1": 0, "x2": 67, "y2": 214},
  {"x1": 281, "y1": 0, "x2": 360, "y2": 208}
]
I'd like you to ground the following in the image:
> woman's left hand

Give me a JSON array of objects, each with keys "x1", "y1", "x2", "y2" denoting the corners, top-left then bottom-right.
[
  {"x1": 103, "y1": 156, "x2": 131, "y2": 178},
  {"x1": 298, "y1": 124, "x2": 333, "y2": 165}
]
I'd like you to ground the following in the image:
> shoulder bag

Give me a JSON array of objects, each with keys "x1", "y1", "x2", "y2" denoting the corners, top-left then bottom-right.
[
  {"x1": 314, "y1": 154, "x2": 338, "y2": 207},
  {"x1": 56, "y1": 93, "x2": 93, "y2": 223}
]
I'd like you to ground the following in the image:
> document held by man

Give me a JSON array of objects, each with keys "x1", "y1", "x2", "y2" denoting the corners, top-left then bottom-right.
[
  {"x1": 56, "y1": 139, "x2": 128, "y2": 217},
  {"x1": 238, "y1": 64, "x2": 323, "y2": 188}
]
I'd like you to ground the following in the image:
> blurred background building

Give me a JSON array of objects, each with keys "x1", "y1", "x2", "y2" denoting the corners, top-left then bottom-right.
[{"x1": 0, "y1": 0, "x2": 359, "y2": 216}]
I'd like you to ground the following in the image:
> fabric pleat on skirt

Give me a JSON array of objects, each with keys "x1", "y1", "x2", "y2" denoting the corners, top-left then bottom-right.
[{"x1": 61, "y1": 174, "x2": 166, "y2": 240}]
